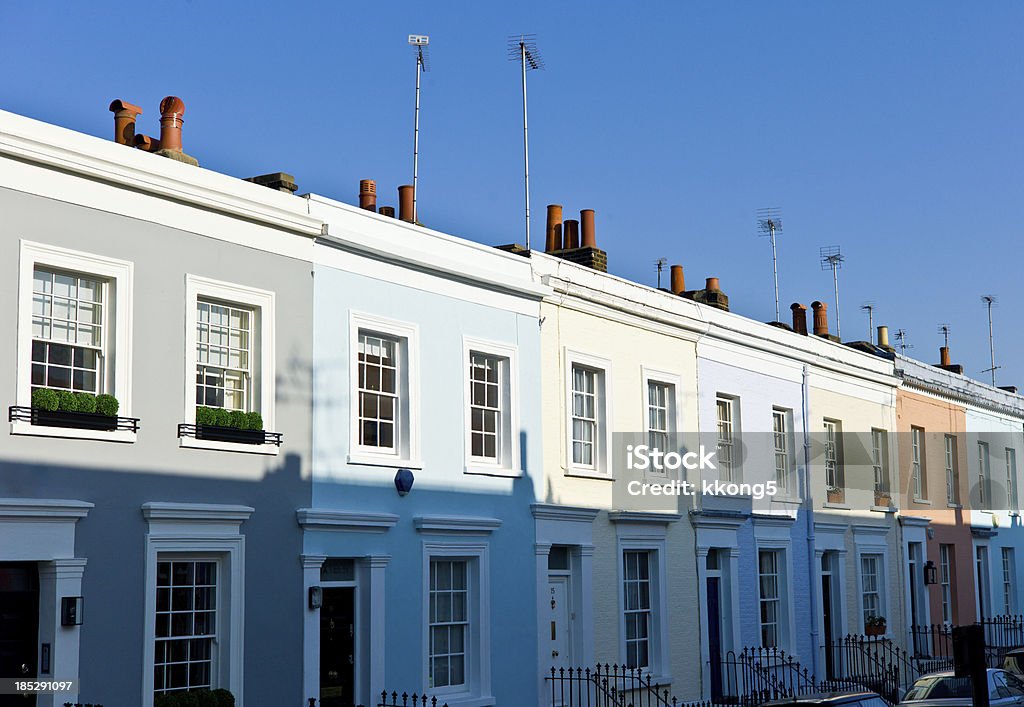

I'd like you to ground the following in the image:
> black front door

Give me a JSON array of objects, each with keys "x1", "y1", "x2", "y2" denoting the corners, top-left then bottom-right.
[
  {"x1": 707, "y1": 576, "x2": 723, "y2": 702},
  {"x1": 320, "y1": 587, "x2": 355, "y2": 707},
  {"x1": 0, "y1": 563, "x2": 38, "y2": 707},
  {"x1": 822, "y1": 574, "x2": 834, "y2": 679}
]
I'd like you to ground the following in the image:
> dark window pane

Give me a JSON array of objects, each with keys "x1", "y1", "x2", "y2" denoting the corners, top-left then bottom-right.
[
  {"x1": 47, "y1": 367, "x2": 71, "y2": 388},
  {"x1": 379, "y1": 422, "x2": 394, "y2": 448},
  {"x1": 31, "y1": 340, "x2": 45, "y2": 362},
  {"x1": 49, "y1": 344, "x2": 71, "y2": 366},
  {"x1": 361, "y1": 420, "x2": 377, "y2": 446},
  {"x1": 472, "y1": 434, "x2": 483, "y2": 457},
  {"x1": 32, "y1": 364, "x2": 44, "y2": 386},
  {"x1": 380, "y1": 396, "x2": 394, "y2": 421}
]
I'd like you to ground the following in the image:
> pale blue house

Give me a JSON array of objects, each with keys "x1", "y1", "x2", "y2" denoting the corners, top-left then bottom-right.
[{"x1": 300, "y1": 187, "x2": 547, "y2": 707}]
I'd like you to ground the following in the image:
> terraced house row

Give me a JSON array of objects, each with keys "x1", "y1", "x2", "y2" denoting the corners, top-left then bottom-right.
[{"x1": 1, "y1": 97, "x2": 1022, "y2": 707}]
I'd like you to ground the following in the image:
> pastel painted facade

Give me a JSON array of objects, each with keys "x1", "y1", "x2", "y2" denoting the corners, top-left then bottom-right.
[
  {"x1": 302, "y1": 194, "x2": 547, "y2": 707},
  {"x1": 0, "y1": 109, "x2": 318, "y2": 707},
  {"x1": 531, "y1": 253, "x2": 702, "y2": 700}
]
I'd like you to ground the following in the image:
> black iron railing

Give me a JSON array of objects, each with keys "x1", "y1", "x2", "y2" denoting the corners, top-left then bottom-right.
[
  {"x1": 546, "y1": 665, "x2": 677, "y2": 706},
  {"x1": 11, "y1": 405, "x2": 140, "y2": 432},
  {"x1": 178, "y1": 423, "x2": 282, "y2": 446},
  {"x1": 306, "y1": 691, "x2": 449, "y2": 707},
  {"x1": 715, "y1": 647, "x2": 869, "y2": 706}
]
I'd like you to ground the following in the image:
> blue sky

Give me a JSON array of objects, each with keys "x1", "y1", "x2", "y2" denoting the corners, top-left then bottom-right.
[{"x1": 3, "y1": 2, "x2": 1022, "y2": 384}]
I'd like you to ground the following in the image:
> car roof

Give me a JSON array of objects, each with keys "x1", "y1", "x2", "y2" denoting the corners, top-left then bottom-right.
[{"x1": 762, "y1": 691, "x2": 880, "y2": 704}]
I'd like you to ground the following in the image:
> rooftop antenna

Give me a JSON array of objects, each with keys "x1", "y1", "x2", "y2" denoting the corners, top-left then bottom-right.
[
  {"x1": 655, "y1": 258, "x2": 667, "y2": 289},
  {"x1": 408, "y1": 34, "x2": 430, "y2": 223},
  {"x1": 938, "y1": 323, "x2": 951, "y2": 349},
  {"x1": 861, "y1": 303, "x2": 875, "y2": 344},
  {"x1": 757, "y1": 208, "x2": 783, "y2": 322},
  {"x1": 820, "y1": 246, "x2": 845, "y2": 340},
  {"x1": 509, "y1": 34, "x2": 543, "y2": 250},
  {"x1": 982, "y1": 295, "x2": 1001, "y2": 386},
  {"x1": 894, "y1": 328, "x2": 913, "y2": 354}
]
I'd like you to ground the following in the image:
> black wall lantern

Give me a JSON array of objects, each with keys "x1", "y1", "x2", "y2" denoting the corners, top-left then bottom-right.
[
  {"x1": 395, "y1": 468, "x2": 414, "y2": 496},
  {"x1": 924, "y1": 560, "x2": 938, "y2": 585},
  {"x1": 61, "y1": 596, "x2": 83, "y2": 626}
]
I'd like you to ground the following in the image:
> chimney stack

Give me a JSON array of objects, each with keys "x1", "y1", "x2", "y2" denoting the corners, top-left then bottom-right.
[
  {"x1": 564, "y1": 220, "x2": 580, "y2": 249},
  {"x1": 379, "y1": 206, "x2": 395, "y2": 218},
  {"x1": 158, "y1": 96, "x2": 185, "y2": 153},
  {"x1": 545, "y1": 205, "x2": 563, "y2": 252},
  {"x1": 791, "y1": 303, "x2": 808, "y2": 335},
  {"x1": 940, "y1": 346, "x2": 951, "y2": 367},
  {"x1": 359, "y1": 180, "x2": 377, "y2": 211},
  {"x1": 580, "y1": 209, "x2": 596, "y2": 248},
  {"x1": 705, "y1": 277, "x2": 720, "y2": 291},
  {"x1": 245, "y1": 172, "x2": 298, "y2": 194},
  {"x1": 108, "y1": 100, "x2": 143, "y2": 146},
  {"x1": 670, "y1": 265, "x2": 685, "y2": 295},
  {"x1": 877, "y1": 326, "x2": 891, "y2": 349},
  {"x1": 398, "y1": 185, "x2": 415, "y2": 222},
  {"x1": 811, "y1": 301, "x2": 829, "y2": 337}
]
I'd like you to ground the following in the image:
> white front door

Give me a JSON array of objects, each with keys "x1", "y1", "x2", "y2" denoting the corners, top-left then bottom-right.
[{"x1": 548, "y1": 576, "x2": 571, "y2": 670}]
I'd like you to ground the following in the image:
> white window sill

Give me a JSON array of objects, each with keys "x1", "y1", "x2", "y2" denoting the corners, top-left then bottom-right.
[
  {"x1": 911, "y1": 498, "x2": 931, "y2": 505},
  {"x1": 823, "y1": 501, "x2": 852, "y2": 510},
  {"x1": 464, "y1": 462, "x2": 522, "y2": 478},
  {"x1": 10, "y1": 421, "x2": 137, "y2": 443},
  {"x1": 347, "y1": 451, "x2": 424, "y2": 469},
  {"x1": 871, "y1": 505, "x2": 896, "y2": 514},
  {"x1": 772, "y1": 495, "x2": 803, "y2": 505},
  {"x1": 179, "y1": 436, "x2": 280, "y2": 456},
  {"x1": 564, "y1": 466, "x2": 614, "y2": 481}
]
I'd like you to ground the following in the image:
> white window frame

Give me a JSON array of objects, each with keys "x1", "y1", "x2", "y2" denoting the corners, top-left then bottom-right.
[
  {"x1": 871, "y1": 428, "x2": 890, "y2": 495},
  {"x1": 979, "y1": 441, "x2": 991, "y2": 508},
  {"x1": 421, "y1": 541, "x2": 491, "y2": 702},
  {"x1": 641, "y1": 368, "x2": 683, "y2": 475},
  {"x1": 349, "y1": 311, "x2": 421, "y2": 468},
  {"x1": 911, "y1": 427, "x2": 927, "y2": 501},
  {"x1": 773, "y1": 408, "x2": 795, "y2": 495},
  {"x1": 564, "y1": 349, "x2": 613, "y2": 478},
  {"x1": 463, "y1": 337, "x2": 520, "y2": 477},
  {"x1": 141, "y1": 503, "x2": 251, "y2": 707},
  {"x1": 1003, "y1": 548, "x2": 1017, "y2": 615},
  {"x1": 824, "y1": 419, "x2": 844, "y2": 494},
  {"x1": 859, "y1": 553, "x2": 884, "y2": 632},
  {"x1": 616, "y1": 536, "x2": 670, "y2": 679},
  {"x1": 154, "y1": 556, "x2": 221, "y2": 695},
  {"x1": 945, "y1": 435, "x2": 959, "y2": 506},
  {"x1": 939, "y1": 544, "x2": 953, "y2": 624},
  {"x1": 716, "y1": 395, "x2": 740, "y2": 483},
  {"x1": 977, "y1": 544, "x2": 992, "y2": 619},
  {"x1": 15, "y1": 240, "x2": 134, "y2": 442},
  {"x1": 758, "y1": 549, "x2": 783, "y2": 648},
  {"x1": 1007, "y1": 448, "x2": 1018, "y2": 513},
  {"x1": 183, "y1": 275, "x2": 276, "y2": 454}
]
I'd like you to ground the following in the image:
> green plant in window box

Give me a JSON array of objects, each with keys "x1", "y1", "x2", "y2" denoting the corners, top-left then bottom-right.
[
  {"x1": 31, "y1": 388, "x2": 60, "y2": 411},
  {"x1": 56, "y1": 390, "x2": 79, "y2": 412},
  {"x1": 28, "y1": 388, "x2": 121, "y2": 430},
  {"x1": 244, "y1": 411, "x2": 263, "y2": 431},
  {"x1": 95, "y1": 394, "x2": 119, "y2": 417},
  {"x1": 154, "y1": 688, "x2": 235, "y2": 707},
  {"x1": 195, "y1": 406, "x2": 264, "y2": 431},
  {"x1": 74, "y1": 392, "x2": 97, "y2": 414},
  {"x1": 864, "y1": 614, "x2": 887, "y2": 636}
]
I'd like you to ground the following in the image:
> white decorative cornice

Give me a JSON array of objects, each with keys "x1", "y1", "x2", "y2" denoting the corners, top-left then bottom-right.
[
  {"x1": 531, "y1": 504, "x2": 600, "y2": 523},
  {"x1": 751, "y1": 513, "x2": 797, "y2": 528},
  {"x1": 0, "y1": 498, "x2": 93, "y2": 520},
  {"x1": 414, "y1": 515, "x2": 502, "y2": 535},
  {"x1": 898, "y1": 515, "x2": 932, "y2": 528},
  {"x1": 689, "y1": 509, "x2": 749, "y2": 531},
  {"x1": 296, "y1": 509, "x2": 399, "y2": 532},
  {"x1": 609, "y1": 511, "x2": 683, "y2": 525},
  {"x1": 142, "y1": 502, "x2": 253, "y2": 523}
]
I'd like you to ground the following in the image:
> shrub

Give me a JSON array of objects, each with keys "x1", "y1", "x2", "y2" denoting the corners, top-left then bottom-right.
[
  {"x1": 195, "y1": 406, "x2": 216, "y2": 426},
  {"x1": 227, "y1": 410, "x2": 247, "y2": 429},
  {"x1": 212, "y1": 407, "x2": 232, "y2": 427},
  {"x1": 31, "y1": 388, "x2": 59, "y2": 411},
  {"x1": 56, "y1": 390, "x2": 79, "y2": 412},
  {"x1": 243, "y1": 411, "x2": 263, "y2": 431},
  {"x1": 74, "y1": 392, "x2": 97, "y2": 413},
  {"x1": 95, "y1": 394, "x2": 119, "y2": 417}
]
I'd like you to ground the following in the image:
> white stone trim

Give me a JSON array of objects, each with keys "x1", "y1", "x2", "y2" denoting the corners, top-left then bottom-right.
[
  {"x1": 414, "y1": 515, "x2": 502, "y2": 535},
  {"x1": 615, "y1": 524, "x2": 672, "y2": 683},
  {"x1": 348, "y1": 310, "x2": 422, "y2": 468},
  {"x1": 753, "y1": 517, "x2": 797, "y2": 654},
  {"x1": 296, "y1": 509, "x2": 399, "y2": 532},
  {"x1": 462, "y1": 336, "x2": 521, "y2": 477},
  {"x1": 141, "y1": 502, "x2": 250, "y2": 707},
  {"x1": 640, "y1": 366, "x2": 684, "y2": 475},
  {"x1": 14, "y1": 240, "x2": 135, "y2": 441}
]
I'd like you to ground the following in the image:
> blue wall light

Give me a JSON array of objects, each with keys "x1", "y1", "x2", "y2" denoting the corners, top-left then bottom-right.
[{"x1": 395, "y1": 468, "x2": 414, "y2": 496}]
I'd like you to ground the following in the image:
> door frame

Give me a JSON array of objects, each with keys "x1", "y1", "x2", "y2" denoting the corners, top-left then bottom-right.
[
  {"x1": 320, "y1": 584, "x2": 358, "y2": 706},
  {"x1": 546, "y1": 574, "x2": 573, "y2": 669}
]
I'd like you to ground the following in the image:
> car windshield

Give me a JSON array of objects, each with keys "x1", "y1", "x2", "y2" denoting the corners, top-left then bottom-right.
[{"x1": 904, "y1": 676, "x2": 973, "y2": 700}]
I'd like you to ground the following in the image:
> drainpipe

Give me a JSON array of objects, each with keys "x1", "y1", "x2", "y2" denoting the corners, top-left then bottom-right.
[{"x1": 802, "y1": 363, "x2": 820, "y2": 678}]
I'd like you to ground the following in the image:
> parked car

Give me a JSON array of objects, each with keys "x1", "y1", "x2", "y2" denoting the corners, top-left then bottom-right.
[
  {"x1": 762, "y1": 690, "x2": 888, "y2": 706},
  {"x1": 899, "y1": 669, "x2": 1024, "y2": 705},
  {"x1": 1004, "y1": 648, "x2": 1024, "y2": 675}
]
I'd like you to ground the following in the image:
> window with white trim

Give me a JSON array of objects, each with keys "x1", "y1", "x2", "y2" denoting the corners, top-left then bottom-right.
[
  {"x1": 939, "y1": 544, "x2": 953, "y2": 624},
  {"x1": 31, "y1": 267, "x2": 106, "y2": 395},
  {"x1": 195, "y1": 300, "x2": 254, "y2": 412},
  {"x1": 758, "y1": 550, "x2": 782, "y2": 648},
  {"x1": 647, "y1": 382, "x2": 672, "y2": 453},
  {"x1": 977, "y1": 546, "x2": 991, "y2": 619},
  {"x1": 17, "y1": 241, "x2": 134, "y2": 437},
  {"x1": 155, "y1": 559, "x2": 218, "y2": 694},
  {"x1": 945, "y1": 435, "x2": 959, "y2": 505},
  {"x1": 464, "y1": 339, "x2": 518, "y2": 474},
  {"x1": 716, "y1": 397, "x2": 738, "y2": 482},
  {"x1": 1003, "y1": 548, "x2": 1016, "y2": 614},
  {"x1": 773, "y1": 409, "x2": 791, "y2": 492},
  {"x1": 1007, "y1": 448, "x2": 1018, "y2": 513},
  {"x1": 911, "y1": 427, "x2": 926, "y2": 500},
  {"x1": 872, "y1": 428, "x2": 889, "y2": 494},
  {"x1": 565, "y1": 353, "x2": 610, "y2": 475},
  {"x1": 429, "y1": 559, "x2": 468, "y2": 689},
  {"x1": 623, "y1": 550, "x2": 652, "y2": 669},
  {"x1": 350, "y1": 313, "x2": 419, "y2": 465},
  {"x1": 861, "y1": 554, "x2": 883, "y2": 631},
  {"x1": 979, "y1": 442, "x2": 991, "y2": 508},
  {"x1": 824, "y1": 419, "x2": 844, "y2": 494}
]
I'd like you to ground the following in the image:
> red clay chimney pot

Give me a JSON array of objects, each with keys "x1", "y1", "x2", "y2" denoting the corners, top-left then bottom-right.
[
  {"x1": 705, "y1": 277, "x2": 720, "y2": 292},
  {"x1": 670, "y1": 265, "x2": 685, "y2": 295},
  {"x1": 108, "y1": 100, "x2": 143, "y2": 146},
  {"x1": 359, "y1": 179, "x2": 377, "y2": 211},
  {"x1": 545, "y1": 205, "x2": 563, "y2": 252},
  {"x1": 580, "y1": 209, "x2": 596, "y2": 249},
  {"x1": 398, "y1": 185, "x2": 415, "y2": 222},
  {"x1": 564, "y1": 220, "x2": 580, "y2": 249},
  {"x1": 811, "y1": 301, "x2": 829, "y2": 337},
  {"x1": 940, "y1": 346, "x2": 951, "y2": 367},
  {"x1": 157, "y1": 95, "x2": 186, "y2": 152},
  {"x1": 790, "y1": 303, "x2": 808, "y2": 335}
]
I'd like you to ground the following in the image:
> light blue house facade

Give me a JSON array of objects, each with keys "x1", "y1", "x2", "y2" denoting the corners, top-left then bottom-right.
[{"x1": 301, "y1": 192, "x2": 547, "y2": 707}]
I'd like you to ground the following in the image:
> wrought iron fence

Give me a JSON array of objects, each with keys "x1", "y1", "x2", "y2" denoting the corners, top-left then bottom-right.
[
  {"x1": 306, "y1": 692, "x2": 449, "y2": 707},
  {"x1": 715, "y1": 647, "x2": 870, "y2": 706},
  {"x1": 546, "y1": 665, "x2": 675, "y2": 706}
]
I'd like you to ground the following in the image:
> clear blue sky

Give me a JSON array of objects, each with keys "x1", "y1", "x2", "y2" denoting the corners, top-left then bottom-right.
[{"x1": 3, "y1": 2, "x2": 1023, "y2": 385}]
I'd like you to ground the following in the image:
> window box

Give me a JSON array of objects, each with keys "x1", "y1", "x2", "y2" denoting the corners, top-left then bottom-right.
[
  {"x1": 9, "y1": 405, "x2": 140, "y2": 433},
  {"x1": 827, "y1": 487, "x2": 845, "y2": 504},
  {"x1": 178, "y1": 423, "x2": 282, "y2": 447},
  {"x1": 874, "y1": 490, "x2": 892, "y2": 508},
  {"x1": 865, "y1": 622, "x2": 886, "y2": 637}
]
